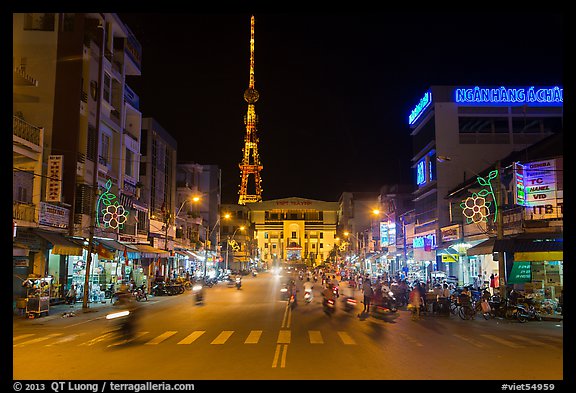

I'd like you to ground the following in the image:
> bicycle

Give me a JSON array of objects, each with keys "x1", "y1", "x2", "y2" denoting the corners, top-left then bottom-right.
[{"x1": 457, "y1": 295, "x2": 475, "y2": 320}]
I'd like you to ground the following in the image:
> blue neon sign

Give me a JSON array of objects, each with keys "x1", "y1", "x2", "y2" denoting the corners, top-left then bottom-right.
[
  {"x1": 408, "y1": 90, "x2": 432, "y2": 125},
  {"x1": 416, "y1": 159, "x2": 426, "y2": 186},
  {"x1": 455, "y1": 86, "x2": 563, "y2": 106}
]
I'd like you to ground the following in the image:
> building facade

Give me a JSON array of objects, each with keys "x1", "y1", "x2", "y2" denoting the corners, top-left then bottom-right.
[
  {"x1": 408, "y1": 85, "x2": 563, "y2": 285},
  {"x1": 248, "y1": 197, "x2": 339, "y2": 267},
  {"x1": 12, "y1": 13, "x2": 149, "y2": 307}
]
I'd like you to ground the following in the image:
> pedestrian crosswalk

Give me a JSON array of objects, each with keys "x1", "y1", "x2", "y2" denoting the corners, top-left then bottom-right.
[{"x1": 12, "y1": 330, "x2": 562, "y2": 350}]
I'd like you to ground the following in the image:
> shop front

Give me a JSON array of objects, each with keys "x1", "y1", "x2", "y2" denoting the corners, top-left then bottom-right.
[
  {"x1": 33, "y1": 229, "x2": 86, "y2": 303},
  {"x1": 495, "y1": 235, "x2": 563, "y2": 315}
]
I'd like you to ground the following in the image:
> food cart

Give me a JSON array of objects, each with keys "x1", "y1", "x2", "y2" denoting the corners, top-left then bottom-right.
[{"x1": 23, "y1": 276, "x2": 51, "y2": 318}]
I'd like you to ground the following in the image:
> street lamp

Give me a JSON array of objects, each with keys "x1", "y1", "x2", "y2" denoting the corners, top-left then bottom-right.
[
  {"x1": 225, "y1": 225, "x2": 245, "y2": 272},
  {"x1": 202, "y1": 212, "x2": 231, "y2": 278}
]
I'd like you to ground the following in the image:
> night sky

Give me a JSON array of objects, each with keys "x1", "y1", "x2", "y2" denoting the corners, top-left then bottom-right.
[{"x1": 117, "y1": 12, "x2": 564, "y2": 204}]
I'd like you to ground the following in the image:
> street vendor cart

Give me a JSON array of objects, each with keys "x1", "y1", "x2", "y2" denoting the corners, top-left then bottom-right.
[{"x1": 24, "y1": 276, "x2": 51, "y2": 318}]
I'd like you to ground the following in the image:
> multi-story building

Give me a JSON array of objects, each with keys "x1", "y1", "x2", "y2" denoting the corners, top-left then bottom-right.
[
  {"x1": 375, "y1": 184, "x2": 414, "y2": 276},
  {"x1": 139, "y1": 117, "x2": 177, "y2": 278},
  {"x1": 12, "y1": 13, "x2": 148, "y2": 305},
  {"x1": 407, "y1": 85, "x2": 563, "y2": 285},
  {"x1": 249, "y1": 197, "x2": 339, "y2": 268},
  {"x1": 337, "y1": 191, "x2": 380, "y2": 271},
  {"x1": 220, "y1": 203, "x2": 253, "y2": 272},
  {"x1": 446, "y1": 132, "x2": 563, "y2": 301}
]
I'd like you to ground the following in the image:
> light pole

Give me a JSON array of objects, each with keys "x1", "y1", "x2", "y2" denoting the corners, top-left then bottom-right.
[
  {"x1": 202, "y1": 213, "x2": 230, "y2": 278},
  {"x1": 226, "y1": 226, "x2": 245, "y2": 272}
]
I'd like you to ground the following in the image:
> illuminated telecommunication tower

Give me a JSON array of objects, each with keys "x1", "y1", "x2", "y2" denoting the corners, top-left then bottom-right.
[{"x1": 238, "y1": 15, "x2": 263, "y2": 205}]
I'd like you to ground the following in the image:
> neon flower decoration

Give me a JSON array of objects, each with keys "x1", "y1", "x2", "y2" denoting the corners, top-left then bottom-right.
[
  {"x1": 461, "y1": 194, "x2": 491, "y2": 223},
  {"x1": 96, "y1": 179, "x2": 129, "y2": 230},
  {"x1": 460, "y1": 170, "x2": 498, "y2": 224}
]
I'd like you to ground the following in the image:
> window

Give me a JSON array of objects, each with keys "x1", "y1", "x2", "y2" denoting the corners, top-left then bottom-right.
[
  {"x1": 100, "y1": 134, "x2": 110, "y2": 166},
  {"x1": 24, "y1": 13, "x2": 55, "y2": 31},
  {"x1": 125, "y1": 148, "x2": 134, "y2": 177},
  {"x1": 312, "y1": 244, "x2": 316, "y2": 249},
  {"x1": 320, "y1": 243, "x2": 324, "y2": 249},
  {"x1": 103, "y1": 73, "x2": 111, "y2": 103},
  {"x1": 291, "y1": 231, "x2": 297, "y2": 239},
  {"x1": 264, "y1": 232, "x2": 268, "y2": 239},
  {"x1": 265, "y1": 243, "x2": 269, "y2": 248},
  {"x1": 319, "y1": 232, "x2": 323, "y2": 239}
]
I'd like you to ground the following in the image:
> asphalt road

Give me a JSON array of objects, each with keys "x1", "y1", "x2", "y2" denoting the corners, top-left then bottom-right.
[{"x1": 12, "y1": 271, "x2": 564, "y2": 382}]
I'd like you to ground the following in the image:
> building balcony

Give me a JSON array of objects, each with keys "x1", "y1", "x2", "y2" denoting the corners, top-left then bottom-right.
[
  {"x1": 13, "y1": 116, "x2": 41, "y2": 147},
  {"x1": 13, "y1": 66, "x2": 38, "y2": 87},
  {"x1": 13, "y1": 116, "x2": 43, "y2": 163},
  {"x1": 13, "y1": 201, "x2": 37, "y2": 225}
]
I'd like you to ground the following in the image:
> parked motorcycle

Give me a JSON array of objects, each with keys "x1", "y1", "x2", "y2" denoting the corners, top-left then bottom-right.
[{"x1": 132, "y1": 285, "x2": 147, "y2": 302}]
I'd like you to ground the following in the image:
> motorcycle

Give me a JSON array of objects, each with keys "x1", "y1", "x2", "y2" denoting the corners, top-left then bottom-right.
[
  {"x1": 304, "y1": 289, "x2": 313, "y2": 304},
  {"x1": 343, "y1": 296, "x2": 357, "y2": 312},
  {"x1": 332, "y1": 284, "x2": 340, "y2": 298},
  {"x1": 322, "y1": 298, "x2": 336, "y2": 315},
  {"x1": 235, "y1": 277, "x2": 242, "y2": 290},
  {"x1": 280, "y1": 284, "x2": 290, "y2": 300},
  {"x1": 106, "y1": 308, "x2": 137, "y2": 343},
  {"x1": 132, "y1": 285, "x2": 148, "y2": 302},
  {"x1": 192, "y1": 284, "x2": 204, "y2": 305},
  {"x1": 370, "y1": 304, "x2": 399, "y2": 320}
]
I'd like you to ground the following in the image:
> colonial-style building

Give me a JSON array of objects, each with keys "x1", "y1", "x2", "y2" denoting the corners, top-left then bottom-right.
[{"x1": 247, "y1": 197, "x2": 339, "y2": 267}]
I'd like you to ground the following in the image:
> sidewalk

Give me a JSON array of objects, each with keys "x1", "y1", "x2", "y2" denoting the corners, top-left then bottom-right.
[
  {"x1": 337, "y1": 279, "x2": 563, "y2": 323},
  {"x1": 13, "y1": 299, "x2": 122, "y2": 327}
]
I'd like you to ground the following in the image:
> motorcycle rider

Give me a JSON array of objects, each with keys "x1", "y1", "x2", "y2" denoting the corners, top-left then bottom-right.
[
  {"x1": 303, "y1": 280, "x2": 314, "y2": 303},
  {"x1": 322, "y1": 283, "x2": 336, "y2": 308}
]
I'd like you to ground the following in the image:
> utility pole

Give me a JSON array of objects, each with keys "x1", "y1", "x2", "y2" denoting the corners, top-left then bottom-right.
[
  {"x1": 83, "y1": 18, "x2": 105, "y2": 309},
  {"x1": 495, "y1": 160, "x2": 506, "y2": 299}
]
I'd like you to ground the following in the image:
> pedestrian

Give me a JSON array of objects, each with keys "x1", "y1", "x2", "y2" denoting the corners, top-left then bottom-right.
[
  {"x1": 66, "y1": 285, "x2": 77, "y2": 306},
  {"x1": 409, "y1": 285, "x2": 423, "y2": 320},
  {"x1": 372, "y1": 282, "x2": 383, "y2": 307},
  {"x1": 362, "y1": 278, "x2": 373, "y2": 313},
  {"x1": 417, "y1": 281, "x2": 427, "y2": 311}
]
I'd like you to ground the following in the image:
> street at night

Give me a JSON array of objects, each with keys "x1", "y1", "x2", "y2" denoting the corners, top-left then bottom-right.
[
  {"x1": 11, "y1": 11, "x2": 567, "y2": 390},
  {"x1": 13, "y1": 271, "x2": 563, "y2": 381}
]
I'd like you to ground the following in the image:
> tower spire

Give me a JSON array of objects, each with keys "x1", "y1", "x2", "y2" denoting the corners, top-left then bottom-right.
[{"x1": 238, "y1": 15, "x2": 263, "y2": 205}]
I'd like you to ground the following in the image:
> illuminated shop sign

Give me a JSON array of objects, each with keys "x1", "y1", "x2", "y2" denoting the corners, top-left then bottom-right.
[
  {"x1": 413, "y1": 233, "x2": 436, "y2": 250},
  {"x1": 454, "y1": 86, "x2": 563, "y2": 106},
  {"x1": 415, "y1": 150, "x2": 435, "y2": 188},
  {"x1": 416, "y1": 159, "x2": 426, "y2": 186},
  {"x1": 408, "y1": 90, "x2": 432, "y2": 125},
  {"x1": 514, "y1": 159, "x2": 563, "y2": 220}
]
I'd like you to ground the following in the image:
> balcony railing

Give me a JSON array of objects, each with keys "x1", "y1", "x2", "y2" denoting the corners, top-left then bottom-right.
[
  {"x1": 13, "y1": 201, "x2": 36, "y2": 223},
  {"x1": 13, "y1": 116, "x2": 41, "y2": 146}
]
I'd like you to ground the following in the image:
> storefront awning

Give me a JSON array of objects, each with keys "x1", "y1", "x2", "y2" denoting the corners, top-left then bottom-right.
[
  {"x1": 466, "y1": 238, "x2": 495, "y2": 256},
  {"x1": 494, "y1": 237, "x2": 563, "y2": 253},
  {"x1": 34, "y1": 230, "x2": 84, "y2": 256},
  {"x1": 13, "y1": 242, "x2": 29, "y2": 257},
  {"x1": 131, "y1": 244, "x2": 170, "y2": 258},
  {"x1": 95, "y1": 237, "x2": 126, "y2": 252}
]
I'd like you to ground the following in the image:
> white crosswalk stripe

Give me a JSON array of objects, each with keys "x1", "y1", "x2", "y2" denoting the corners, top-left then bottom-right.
[
  {"x1": 14, "y1": 333, "x2": 63, "y2": 347},
  {"x1": 14, "y1": 329, "x2": 561, "y2": 350}
]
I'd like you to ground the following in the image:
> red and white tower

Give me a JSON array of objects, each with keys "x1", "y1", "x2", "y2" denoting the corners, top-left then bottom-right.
[{"x1": 238, "y1": 15, "x2": 263, "y2": 205}]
